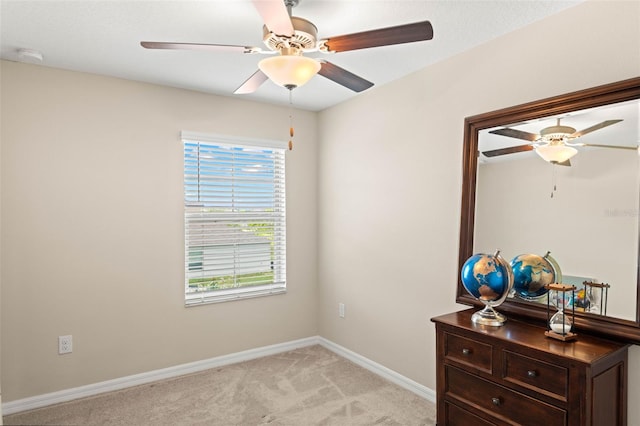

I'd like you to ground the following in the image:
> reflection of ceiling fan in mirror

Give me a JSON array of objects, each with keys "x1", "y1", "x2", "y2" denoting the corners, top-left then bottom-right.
[
  {"x1": 482, "y1": 118, "x2": 637, "y2": 166},
  {"x1": 140, "y1": 0, "x2": 433, "y2": 94}
]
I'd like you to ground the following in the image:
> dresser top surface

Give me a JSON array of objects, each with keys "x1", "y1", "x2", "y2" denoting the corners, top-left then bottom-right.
[{"x1": 432, "y1": 309, "x2": 629, "y2": 363}]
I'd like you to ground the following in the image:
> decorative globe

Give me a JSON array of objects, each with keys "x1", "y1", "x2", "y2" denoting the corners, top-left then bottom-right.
[
  {"x1": 461, "y1": 253, "x2": 511, "y2": 303},
  {"x1": 510, "y1": 253, "x2": 558, "y2": 299},
  {"x1": 461, "y1": 250, "x2": 513, "y2": 326}
]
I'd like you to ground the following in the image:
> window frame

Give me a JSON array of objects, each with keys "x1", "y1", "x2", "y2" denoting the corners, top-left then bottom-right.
[{"x1": 181, "y1": 131, "x2": 287, "y2": 306}]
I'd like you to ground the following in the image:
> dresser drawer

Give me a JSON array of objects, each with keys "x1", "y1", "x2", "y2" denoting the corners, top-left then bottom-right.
[
  {"x1": 444, "y1": 401, "x2": 497, "y2": 426},
  {"x1": 444, "y1": 332, "x2": 492, "y2": 373},
  {"x1": 503, "y1": 350, "x2": 568, "y2": 401},
  {"x1": 445, "y1": 366, "x2": 567, "y2": 426}
]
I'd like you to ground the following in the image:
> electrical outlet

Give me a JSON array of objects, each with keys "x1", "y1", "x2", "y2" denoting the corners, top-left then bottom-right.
[
  {"x1": 58, "y1": 335, "x2": 72, "y2": 354},
  {"x1": 339, "y1": 303, "x2": 345, "y2": 318}
]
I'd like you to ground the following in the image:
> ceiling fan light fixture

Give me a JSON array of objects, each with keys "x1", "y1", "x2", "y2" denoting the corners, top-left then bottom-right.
[
  {"x1": 535, "y1": 144, "x2": 578, "y2": 164},
  {"x1": 258, "y1": 54, "x2": 321, "y2": 90}
]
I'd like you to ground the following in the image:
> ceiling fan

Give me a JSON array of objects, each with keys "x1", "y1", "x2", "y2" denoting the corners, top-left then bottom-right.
[
  {"x1": 140, "y1": 0, "x2": 433, "y2": 94},
  {"x1": 482, "y1": 117, "x2": 637, "y2": 166}
]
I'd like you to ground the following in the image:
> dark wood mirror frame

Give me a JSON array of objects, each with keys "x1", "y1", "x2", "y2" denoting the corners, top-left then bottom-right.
[{"x1": 457, "y1": 76, "x2": 640, "y2": 344}]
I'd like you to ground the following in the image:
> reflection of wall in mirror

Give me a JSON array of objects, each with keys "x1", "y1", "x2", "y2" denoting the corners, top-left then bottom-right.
[{"x1": 474, "y1": 147, "x2": 638, "y2": 321}]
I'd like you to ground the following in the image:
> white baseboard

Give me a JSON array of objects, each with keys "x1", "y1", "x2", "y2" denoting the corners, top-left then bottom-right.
[
  {"x1": 2, "y1": 336, "x2": 435, "y2": 416},
  {"x1": 2, "y1": 336, "x2": 318, "y2": 416},
  {"x1": 317, "y1": 338, "x2": 436, "y2": 402}
]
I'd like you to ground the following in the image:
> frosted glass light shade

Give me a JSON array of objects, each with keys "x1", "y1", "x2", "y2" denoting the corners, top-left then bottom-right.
[
  {"x1": 258, "y1": 55, "x2": 321, "y2": 89},
  {"x1": 535, "y1": 144, "x2": 578, "y2": 164}
]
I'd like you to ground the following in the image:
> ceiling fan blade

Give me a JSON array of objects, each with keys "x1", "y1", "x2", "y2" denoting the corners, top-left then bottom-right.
[
  {"x1": 234, "y1": 70, "x2": 269, "y2": 94},
  {"x1": 141, "y1": 41, "x2": 262, "y2": 54},
  {"x1": 577, "y1": 143, "x2": 638, "y2": 150},
  {"x1": 318, "y1": 61, "x2": 374, "y2": 92},
  {"x1": 489, "y1": 128, "x2": 540, "y2": 142},
  {"x1": 482, "y1": 144, "x2": 534, "y2": 157},
  {"x1": 252, "y1": 0, "x2": 294, "y2": 36},
  {"x1": 570, "y1": 119, "x2": 623, "y2": 138},
  {"x1": 322, "y1": 21, "x2": 433, "y2": 53}
]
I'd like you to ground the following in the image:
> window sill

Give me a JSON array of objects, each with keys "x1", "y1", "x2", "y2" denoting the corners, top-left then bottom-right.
[{"x1": 185, "y1": 285, "x2": 286, "y2": 307}]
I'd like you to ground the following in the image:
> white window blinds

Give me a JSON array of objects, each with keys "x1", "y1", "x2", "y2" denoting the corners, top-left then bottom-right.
[{"x1": 182, "y1": 132, "x2": 286, "y2": 305}]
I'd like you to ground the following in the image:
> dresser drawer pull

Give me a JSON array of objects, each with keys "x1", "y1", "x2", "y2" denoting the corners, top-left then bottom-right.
[
  {"x1": 527, "y1": 370, "x2": 538, "y2": 378},
  {"x1": 462, "y1": 348, "x2": 471, "y2": 356},
  {"x1": 491, "y1": 397, "x2": 501, "y2": 406}
]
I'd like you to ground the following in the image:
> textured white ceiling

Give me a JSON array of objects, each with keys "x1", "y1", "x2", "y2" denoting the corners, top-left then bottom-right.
[{"x1": 1, "y1": 0, "x2": 583, "y2": 111}]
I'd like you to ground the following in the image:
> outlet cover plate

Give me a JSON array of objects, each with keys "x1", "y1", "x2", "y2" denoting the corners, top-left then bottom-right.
[{"x1": 58, "y1": 335, "x2": 73, "y2": 354}]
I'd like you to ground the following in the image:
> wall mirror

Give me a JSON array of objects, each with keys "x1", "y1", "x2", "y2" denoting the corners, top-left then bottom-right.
[{"x1": 457, "y1": 77, "x2": 640, "y2": 343}]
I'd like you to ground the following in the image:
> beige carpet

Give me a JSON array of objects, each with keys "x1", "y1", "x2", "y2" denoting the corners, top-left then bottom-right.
[{"x1": 3, "y1": 345, "x2": 436, "y2": 425}]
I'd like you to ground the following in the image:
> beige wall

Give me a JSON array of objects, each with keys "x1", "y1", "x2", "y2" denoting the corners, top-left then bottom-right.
[
  {"x1": 2, "y1": 0, "x2": 640, "y2": 423},
  {"x1": 0, "y1": 62, "x2": 318, "y2": 400},
  {"x1": 317, "y1": 0, "x2": 640, "y2": 422},
  {"x1": 0, "y1": 56, "x2": 3, "y2": 422}
]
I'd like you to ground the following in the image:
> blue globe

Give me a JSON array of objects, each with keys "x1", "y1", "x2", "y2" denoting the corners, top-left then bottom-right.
[
  {"x1": 510, "y1": 253, "x2": 556, "y2": 299},
  {"x1": 461, "y1": 253, "x2": 512, "y2": 304}
]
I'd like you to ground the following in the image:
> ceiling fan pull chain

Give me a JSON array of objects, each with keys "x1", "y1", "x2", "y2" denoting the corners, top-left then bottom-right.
[
  {"x1": 288, "y1": 88, "x2": 294, "y2": 150},
  {"x1": 551, "y1": 164, "x2": 557, "y2": 198}
]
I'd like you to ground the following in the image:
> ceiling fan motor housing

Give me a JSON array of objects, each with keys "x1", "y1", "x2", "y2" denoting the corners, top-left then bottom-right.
[
  {"x1": 540, "y1": 124, "x2": 577, "y2": 142},
  {"x1": 262, "y1": 17, "x2": 318, "y2": 52}
]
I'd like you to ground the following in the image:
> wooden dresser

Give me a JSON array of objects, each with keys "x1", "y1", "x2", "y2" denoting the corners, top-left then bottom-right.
[{"x1": 431, "y1": 309, "x2": 629, "y2": 426}]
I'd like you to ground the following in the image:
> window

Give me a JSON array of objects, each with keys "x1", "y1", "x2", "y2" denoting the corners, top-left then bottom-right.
[{"x1": 182, "y1": 132, "x2": 286, "y2": 306}]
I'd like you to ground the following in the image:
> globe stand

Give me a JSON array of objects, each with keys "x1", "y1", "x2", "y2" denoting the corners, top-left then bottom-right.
[
  {"x1": 471, "y1": 305, "x2": 507, "y2": 326},
  {"x1": 461, "y1": 249, "x2": 514, "y2": 328}
]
